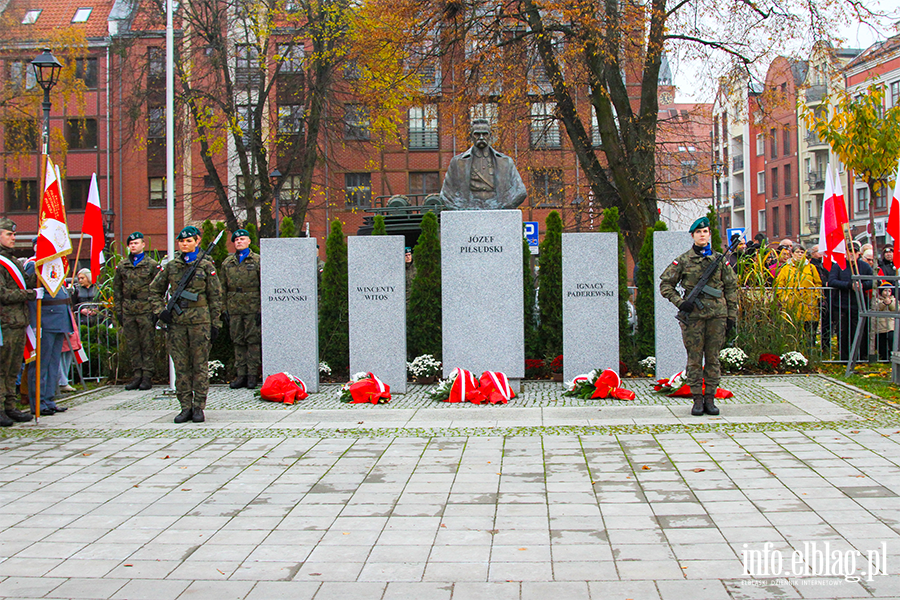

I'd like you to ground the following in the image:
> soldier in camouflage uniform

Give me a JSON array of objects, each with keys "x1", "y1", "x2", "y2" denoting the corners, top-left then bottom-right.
[
  {"x1": 0, "y1": 218, "x2": 38, "y2": 426},
  {"x1": 113, "y1": 232, "x2": 161, "y2": 390},
  {"x1": 220, "y1": 229, "x2": 261, "y2": 389},
  {"x1": 150, "y1": 226, "x2": 222, "y2": 423},
  {"x1": 659, "y1": 217, "x2": 738, "y2": 416}
]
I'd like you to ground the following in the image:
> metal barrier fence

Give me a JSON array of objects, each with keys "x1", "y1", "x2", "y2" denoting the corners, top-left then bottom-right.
[{"x1": 72, "y1": 302, "x2": 117, "y2": 382}]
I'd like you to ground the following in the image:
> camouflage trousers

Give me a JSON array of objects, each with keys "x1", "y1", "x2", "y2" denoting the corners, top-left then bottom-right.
[
  {"x1": 680, "y1": 316, "x2": 726, "y2": 393},
  {"x1": 0, "y1": 327, "x2": 24, "y2": 411},
  {"x1": 166, "y1": 323, "x2": 210, "y2": 410},
  {"x1": 123, "y1": 313, "x2": 157, "y2": 378},
  {"x1": 230, "y1": 313, "x2": 261, "y2": 377}
]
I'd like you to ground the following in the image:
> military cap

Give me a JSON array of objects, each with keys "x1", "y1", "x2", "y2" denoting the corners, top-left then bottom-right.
[
  {"x1": 231, "y1": 228, "x2": 250, "y2": 242},
  {"x1": 176, "y1": 226, "x2": 202, "y2": 240},
  {"x1": 126, "y1": 231, "x2": 144, "y2": 243},
  {"x1": 689, "y1": 216, "x2": 710, "y2": 233},
  {"x1": 0, "y1": 217, "x2": 16, "y2": 232}
]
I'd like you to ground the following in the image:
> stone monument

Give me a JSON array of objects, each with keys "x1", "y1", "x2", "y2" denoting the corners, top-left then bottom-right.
[
  {"x1": 260, "y1": 238, "x2": 319, "y2": 393},
  {"x1": 562, "y1": 232, "x2": 619, "y2": 382},
  {"x1": 439, "y1": 119, "x2": 527, "y2": 211},
  {"x1": 654, "y1": 230, "x2": 688, "y2": 380},
  {"x1": 441, "y1": 210, "x2": 524, "y2": 385},
  {"x1": 348, "y1": 235, "x2": 407, "y2": 393}
]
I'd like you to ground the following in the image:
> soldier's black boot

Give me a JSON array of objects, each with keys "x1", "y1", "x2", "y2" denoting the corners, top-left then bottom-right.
[
  {"x1": 703, "y1": 394, "x2": 720, "y2": 416},
  {"x1": 174, "y1": 409, "x2": 193, "y2": 423},
  {"x1": 246, "y1": 375, "x2": 258, "y2": 389},
  {"x1": 691, "y1": 394, "x2": 705, "y2": 417},
  {"x1": 192, "y1": 408, "x2": 205, "y2": 423},
  {"x1": 124, "y1": 374, "x2": 142, "y2": 390},
  {"x1": 5, "y1": 407, "x2": 32, "y2": 422},
  {"x1": 0, "y1": 411, "x2": 13, "y2": 427},
  {"x1": 229, "y1": 375, "x2": 247, "y2": 389},
  {"x1": 138, "y1": 374, "x2": 152, "y2": 390}
]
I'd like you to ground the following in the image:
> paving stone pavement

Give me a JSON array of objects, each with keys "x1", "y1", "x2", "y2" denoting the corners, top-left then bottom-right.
[{"x1": 0, "y1": 375, "x2": 899, "y2": 599}]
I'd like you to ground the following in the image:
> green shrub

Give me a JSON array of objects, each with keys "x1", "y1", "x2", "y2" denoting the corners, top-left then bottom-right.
[
  {"x1": 538, "y1": 211, "x2": 562, "y2": 359},
  {"x1": 319, "y1": 220, "x2": 349, "y2": 375},
  {"x1": 598, "y1": 207, "x2": 631, "y2": 360},
  {"x1": 407, "y1": 212, "x2": 442, "y2": 359},
  {"x1": 372, "y1": 215, "x2": 387, "y2": 235}
]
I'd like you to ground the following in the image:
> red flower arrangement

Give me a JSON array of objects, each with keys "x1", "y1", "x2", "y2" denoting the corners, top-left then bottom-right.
[
  {"x1": 758, "y1": 353, "x2": 781, "y2": 370},
  {"x1": 548, "y1": 355, "x2": 564, "y2": 373},
  {"x1": 525, "y1": 359, "x2": 546, "y2": 378},
  {"x1": 653, "y1": 371, "x2": 734, "y2": 399}
]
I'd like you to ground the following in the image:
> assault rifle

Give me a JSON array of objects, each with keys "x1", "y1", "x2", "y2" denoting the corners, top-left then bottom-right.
[
  {"x1": 675, "y1": 235, "x2": 741, "y2": 325},
  {"x1": 157, "y1": 230, "x2": 224, "y2": 327}
]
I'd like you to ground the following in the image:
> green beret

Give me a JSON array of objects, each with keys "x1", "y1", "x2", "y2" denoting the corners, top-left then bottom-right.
[
  {"x1": 232, "y1": 228, "x2": 250, "y2": 242},
  {"x1": 0, "y1": 217, "x2": 16, "y2": 233},
  {"x1": 689, "y1": 217, "x2": 710, "y2": 233},
  {"x1": 177, "y1": 226, "x2": 201, "y2": 240},
  {"x1": 126, "y1": 232, "x2": 144, "y2": 243}
]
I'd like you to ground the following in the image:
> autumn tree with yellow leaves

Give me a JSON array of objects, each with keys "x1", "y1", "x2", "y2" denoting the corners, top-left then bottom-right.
[
  {"x1": 349, "y1": 0, "x2": 884, "y2": 258},
  {"x1": 805, "y1": 83, "x2": 900, "y2": 257}
]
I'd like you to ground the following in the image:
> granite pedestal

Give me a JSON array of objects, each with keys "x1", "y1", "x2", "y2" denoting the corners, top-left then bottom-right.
[
  {"x1": 441, "y1": 210, "x2": 524, "y2": 388},
  {"x1": 261, "y1": 238, "x2": 319, "y2": 393},
  {"x1": 562, "y1": 232, "x2": 619, "y2": 382},
  {"x1": 348, "y1": 235, "x2": 407, "y2": 393},
  {"x1": 654, "y1": 230, "x2": 688, "y2": 380}
]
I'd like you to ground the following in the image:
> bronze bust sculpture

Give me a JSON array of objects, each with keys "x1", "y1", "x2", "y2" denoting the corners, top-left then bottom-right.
[{"x1": 440, "y1": 119, "x2": 527, "y2": 210}]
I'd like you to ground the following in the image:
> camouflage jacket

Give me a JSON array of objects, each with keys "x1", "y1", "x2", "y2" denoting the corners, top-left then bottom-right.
[
  {"x1": 0, "y1": 246, "x2": 36, "y2": 329},
  {"x1": 114, "y1": 254, "x2": 162, "y2": 316},
  {"x1": 220, "y1": 251, "x2": 260, "y2": 314},
  {"x1": 150, "y1": 253, "x2": 222, "y2": 326},
  {"x1": 659, "y1": 247, "x2": 738, "y2": 320}
]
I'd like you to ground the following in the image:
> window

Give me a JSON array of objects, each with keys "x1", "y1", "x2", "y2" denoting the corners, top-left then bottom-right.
[
  {"x1": 757, "y1": 171, "x2": 765, "y2": 193},
  {"x1": 235, "y1": 45, "x2": 261, "y2": 88},
  {"x1": 771, "y1": 167, "x2": 778, "y2": 199},
  {"x1": 22, "y1": 9, "x2": 40, "y2": 24},
  {"x1": 66, "y1": 179, "x2": 90, "y2": 211},
  {"x1": 408, "y1": 105, "x2": 438, "y2": 149},
  {"x1": 66, "y1": 119, "x2": 98, "y2": 149},
  {"x1": 591, "y1": 106, "x2": 602, "y2": 148},
  {"x1": 892, "y1": 81, "x2": 900, "y2": 108},
  {"x1": 343, "y1": 104, "x2": 369, "y2": 140},
  {"x1": 75, "y1": 57, "x2": 98, "y2": 89},
  {"x1": 772, "y1": 206, "x2": 780, "y2": 237},
  {"x1": 530, "y1": 102, "x2": 559, "y2": 149},
  {"x1": 785, "y1": 204, "x2": 792, "y2": 237},
  {"x1": 279, "y1": 174, "x2": 305, "y2": 207},
  {"x1": 531, "y1": 169, "x2": 564, "y2": 207},
  {"x1": 72, "y1": 7, "x2": 92, "y2": 22},
  {"x1": 277, "y1": 104, "x2": 304, "y2": 135},
  {"x1": 5, "y1": 180, "x2": 38, "y2": 212},
  {"x1": 758, "y1": 209, "x2": 767, "y2": 233},
  {"x1": 147, "y1": 106, "x2": 164, "y2": 138},
  {"x1": 681, "y1": 160, "x2": 698, "y2": 186},
  {"x1": 149, "y1": 177, "x2": 165, "y2": 208},
  {"x1": 148, "y1": 47, "x2": 164, "y2": 81},
  {"x1": 770, "y1": 128, "x2": 777, "y2": 159},
  {"x1": 345, "y1": 173, "x2": 371, "y2": 207},
  {"x1": 784, "y1": 163, "x2": 791, "y2": 196},
  {"x1": 277, "y1": 44, "x2": 304, "y2": 73},
  {"x1": 7, "y1": 60, "x2": 36, "y2": 91},
  {"x1": 857, "y1": 187, "x2": 868, "y2": 213},
  {"x1": 876, "y1": 185, "x2": 888, "y2": 210},
  {"x1": 409, "y1": 172, "x2": 440, "y2": 196},
  {"x1": 783, "y1": 125, "x2": 790, "y2": 155},
  {"x1": 756, "y1": 133, "x2": 764, "y2": 156},
  {"x1": 470, "y1": 103, "x2": 498, "y2": 128},
  {"x1": 236, "y1": 105, "x2": 255, "y2": 146},
  {"x1": 4, "y1": 119, "x2": 38, "y2": 152}
]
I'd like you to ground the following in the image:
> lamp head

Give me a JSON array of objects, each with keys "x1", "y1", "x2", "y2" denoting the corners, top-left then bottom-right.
[{"x1": 31, "y1": 48, "x2": 62, "y2": 92}]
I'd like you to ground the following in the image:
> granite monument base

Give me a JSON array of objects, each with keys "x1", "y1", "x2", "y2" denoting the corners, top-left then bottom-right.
[
  {"x1": 261, "y1": 238, "x2": 319, "y2": 393},
  {"x1": 348, "y1": 235, "x2": 407, "y2": 393},
  {"x1": 654, "y1": 230, "x2": 689, "y2": 380}
]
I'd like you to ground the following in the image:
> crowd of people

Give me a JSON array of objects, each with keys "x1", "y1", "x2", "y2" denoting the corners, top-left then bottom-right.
[
  {"x1": 0, "y1": 220, "x2": 262, "y2": 427},
  {"x1": 728, "y1": 233, "x2": 896, "y2": 362}
]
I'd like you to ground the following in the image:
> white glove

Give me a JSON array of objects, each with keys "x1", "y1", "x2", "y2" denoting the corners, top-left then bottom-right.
[{"x1": 34, "y1": 288, "x2": 44, "y2": 300}]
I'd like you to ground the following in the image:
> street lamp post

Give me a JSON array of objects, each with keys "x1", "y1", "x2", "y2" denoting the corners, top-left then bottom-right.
[
  {"x1": 31, "y1": 48, "x2": 62, "y2": 156},
  {"x1": 712, "y1": 160, "x2": 724, "y2": 240},
  {"x1": 269, "y1": 169, "x2": 281, "y2": 238}
]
